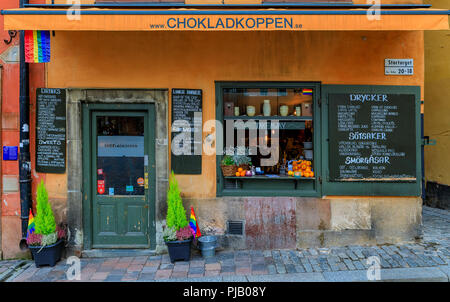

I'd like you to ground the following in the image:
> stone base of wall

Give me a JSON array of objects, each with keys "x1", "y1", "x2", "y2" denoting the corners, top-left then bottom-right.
[
  {"x1": 167, "y1": 196, "x2": 422, "y2": 251},
  {"x1": 425, "y1": 181, "x2": 450, "y2": 210}
]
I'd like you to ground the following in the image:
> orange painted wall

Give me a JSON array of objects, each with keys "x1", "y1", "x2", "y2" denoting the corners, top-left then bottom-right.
[
  {"x1": 45, "y1": 30, "x2": 424, "y2": 199},
  {"x1": 1, "y1": 0, "x2": 46, "y2": 259}
]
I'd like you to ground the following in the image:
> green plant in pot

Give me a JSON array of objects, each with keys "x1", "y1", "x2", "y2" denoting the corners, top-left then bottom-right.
[
  {"x1": 27, "y1": 181, "x2": 66, "y2": 268},
  {"x1": 164, "y1": 172, "x2": 193, "y2": 263}
]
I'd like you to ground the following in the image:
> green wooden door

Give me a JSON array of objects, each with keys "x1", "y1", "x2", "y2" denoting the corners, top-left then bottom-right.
[{"x1": 89, "y1": 108, "x2": 155, "y2": 248}]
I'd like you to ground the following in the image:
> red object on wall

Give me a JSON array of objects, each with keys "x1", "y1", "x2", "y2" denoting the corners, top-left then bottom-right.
[{"x1": 97, "y1": 180, "x2": 105, "y2": 194}]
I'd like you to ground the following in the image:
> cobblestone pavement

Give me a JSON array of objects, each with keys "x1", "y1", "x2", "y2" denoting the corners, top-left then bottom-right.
[{"x1": 2, "y1": 206, "x2": 450, "y2": 282}]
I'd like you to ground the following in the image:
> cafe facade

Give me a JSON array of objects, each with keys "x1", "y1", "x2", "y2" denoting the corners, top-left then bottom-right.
[{"x1": 1, "y1": 1, "x2": 449, "y2": 258}]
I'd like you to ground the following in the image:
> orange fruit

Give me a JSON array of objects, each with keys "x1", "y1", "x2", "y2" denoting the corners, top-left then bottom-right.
[
  {"x1": 310, "y1": 171, "x2": 314, "y2": 177},
  {"x1": 237, "y1": 168, "x2": 243, "y2": 173},
  {"x1": 235, "y1": 172, "x2": 241, "y2": 177},
  {"x1": 300, "y1": 164, "x2": 307, "y2": 170},
  {"x1": 240, "y1": 171, "x2": 246, "y2": 177}
]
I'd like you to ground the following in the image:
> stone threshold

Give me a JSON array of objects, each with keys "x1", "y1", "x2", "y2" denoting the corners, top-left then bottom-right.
[{"x1": 82, "y1": 249, "x2": 158, "y2": 258}]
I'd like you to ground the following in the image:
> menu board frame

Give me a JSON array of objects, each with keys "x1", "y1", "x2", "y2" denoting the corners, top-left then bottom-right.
[
  {"x1": 321, "y1": 85, "x2": 421, "y2": 196},
  {"x1": 171, "y1": 88, "x2": 202, "y2": 175},
  {"x1": 35, "y1": 88, "x2": 67, "y2": 174}
]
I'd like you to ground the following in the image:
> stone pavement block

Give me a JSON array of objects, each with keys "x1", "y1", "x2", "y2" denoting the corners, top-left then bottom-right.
[
  {"x1": 267, "y1": 264, "x2": 277, "y2": 275},
  {"x1": 173, "y1": 264, "x2": 189, "y2": 272},
  {"x1": 379, "y1": 267, "x2": 448, "y2": 282},
  {"x1": 205, "y1": 270, "x2": 220, "y2": 277},
  {"x1": 294, "y1": 264, "x2": 305, "y2": 273},
  {"x1": 222, "y1": 275, "x2": 248, "y2": 282},
  {"x1": 275, "y1": 264, "x2": 286, "y2": 274},
  {"x1": 142, "y1": 266, "x2": 158, "y2": 273},
  {"x1": 104, "y1": 274, "x2": 124, "y2": 282},
  {"x1": 171, "y1": 271, "x2": 188, "y2": 279},
  {"x1": 285, "y1": 264, "x2": 297, "y2": 274},
  {"x1": 91, "y1": 272, "x2": 109, "y2": 280},
  {"x1": 160, "y1": 263, "x2": 174, "y2": 270},
  {"x1": 353, "y1": 260, "x2": 365, "y2": 270},
  {"x1": 437, "y1": 265, "x2": 450, "y2": 281},
  {"x1": 236, "y1": 267, "x2": 251, "y2": 275},
  {"x1": 127, "y1": 264, "x2": 144, "y2": 272},
  {"x1": 343, "y1": 259, "x2": 356, "y2": 270},
  {"x1": 138, "y1": 273, "x2": 156, "y2": 281},
  {"x1": 155, "y1": 269, "x2": 172, "y2": 279},
  {"x1": 345, "y1": 250, "x2": 359, "y2": 261},
  {"x1": 205, "y1": 263, "x2": 221, "y2": 271},
  {"x1": 190, "y1": 260, "x2": 205, "y2": 267},
  {"x1": 220, "y1": 264, "x2": 235, "y2": 272},
  {"x1": 190, "y1": 266, "x2": 206, "y2": 274},
  {"x1": 323, "y1": 270, "x2": 370, "y2": 282},
  {"x1": 247, "y1": 272, "x2": 325, "y2": 282}
]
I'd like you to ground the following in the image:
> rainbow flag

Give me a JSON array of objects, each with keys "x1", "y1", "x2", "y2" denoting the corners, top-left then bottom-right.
[
  {"x1": 302, "y1": 88, "x2": 313, "y2": 96},
  {"x1": 189, "y1": 207, "x2": 201, "y2": 239},
  {"x1": 24, "y1": 30, "x2": 51, "y2": 63},
  {"x1": 27, "y1": 209, "x2": 35, "y2": 238}
]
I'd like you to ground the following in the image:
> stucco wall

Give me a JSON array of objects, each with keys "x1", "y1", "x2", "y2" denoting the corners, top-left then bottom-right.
[
  {"x1": 46, "y1": 30, "x2": 424, "y2": 198},
  {"x1": 424, "y1": 1, "x2": 450, "y2": 187},
  {"x1": 42, "y1": 30, "x2": 425, "y2": 252}
]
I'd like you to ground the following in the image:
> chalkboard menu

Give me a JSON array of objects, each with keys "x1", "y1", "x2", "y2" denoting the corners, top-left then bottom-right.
[
  {"x1": 171, "y1": 89, "x2": 202, "y2": 174},
  {"x1": 329, "y1": 93, "x2": 416, "y2": 181},
  {"x1": 36, "y1": 88, "x2": 66, "y2": 173}
]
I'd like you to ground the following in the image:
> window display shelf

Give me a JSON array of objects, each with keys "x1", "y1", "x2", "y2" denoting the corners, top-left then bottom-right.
[
  {"x1": 223, "y1": 116, "x2": 312, "y2": 121},
  {"x1": 225, "y1": 176, "x2": 315, "y2": 181}
]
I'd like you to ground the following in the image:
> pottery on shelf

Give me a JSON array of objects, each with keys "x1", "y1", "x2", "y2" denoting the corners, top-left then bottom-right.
[
  {"x1": 247, "y1": 105, "x2": 256, "y2": 117},
  {"x1": 234, "y1": 107, "x2": 240, "y2": 116},
  {"x1": 280, "y1": 105, "x2": 289, "y2": 116},
  {"x1": 295, "y1": 106, "x2": 302, "y2": 116},
  {"x1": 263, "y1": 100, "x2": 271, "y2": 116}
]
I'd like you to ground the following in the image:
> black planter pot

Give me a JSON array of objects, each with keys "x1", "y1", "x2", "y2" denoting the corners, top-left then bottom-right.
[
  {"x1": 29, "y1": 239, "x2": 64, "y2": 268},
  {"x1": 165, "y1": 238, "x2": 192, "y2": 263}
]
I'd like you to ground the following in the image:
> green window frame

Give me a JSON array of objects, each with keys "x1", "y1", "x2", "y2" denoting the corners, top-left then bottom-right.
[{"x1": 215, "y1": 82, "x2": 322, "y2": 197}]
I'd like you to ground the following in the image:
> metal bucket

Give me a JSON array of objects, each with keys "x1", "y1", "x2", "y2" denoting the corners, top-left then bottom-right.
[{"x1": 198, "y1": 236, "x2": 217, "y2": 258}]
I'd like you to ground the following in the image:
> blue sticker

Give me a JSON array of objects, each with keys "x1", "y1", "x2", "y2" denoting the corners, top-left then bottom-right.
[
  {"x1": 109, "y1": 188, "x2": 114, "y2": 195},
  {"x1": 3, "y1": 146, "x2": 18, "y2": 161},
  {"x1": 126, "y1": 185, "x2": 133, "y2": 192}
]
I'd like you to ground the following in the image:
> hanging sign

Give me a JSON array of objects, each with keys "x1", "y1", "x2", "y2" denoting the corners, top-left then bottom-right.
[
  {"x1": 36, "y1": 88, "x2": 66, "y2": 173},
  {"x1": 328, "y1": 93, "x2": 417, "y2": 181}
]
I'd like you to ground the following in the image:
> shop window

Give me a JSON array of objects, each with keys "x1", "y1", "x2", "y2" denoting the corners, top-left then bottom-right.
[{"x1": 216, "y1": 83, "x2": 321, "y2": 197}]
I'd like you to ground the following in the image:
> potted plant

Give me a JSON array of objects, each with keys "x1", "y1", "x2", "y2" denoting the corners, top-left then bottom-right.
[
  {"x1": 220, "y1": 154, "x2": 237, "y2": 177},
  {"x1": 164, "y1": 172, "x2": 193, "y2": 263},
  {"x1": 230, "y1": 146, "x2": 252, "y2": 171},
  {"x1": 27, "y1": 181, "x2": 66, "y2": 268}
]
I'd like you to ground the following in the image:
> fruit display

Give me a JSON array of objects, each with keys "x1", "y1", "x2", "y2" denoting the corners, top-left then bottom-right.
[
  {"x1": 235, "y1": 167, "x2": 251, "y2": 177},
  {"x1": 287, "y1": 160, "x2": 314, "y2": 178}
]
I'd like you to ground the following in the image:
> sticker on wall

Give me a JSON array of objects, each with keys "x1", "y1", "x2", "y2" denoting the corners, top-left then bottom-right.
[
  {"x1": 137, "y1": 177, "x2": 144, "y2": 186},
  {"x1": 109, "y1": 188, "x2": 114, "y2": 196},
  {"x1": 126, "y1": 185, "x2": 133, "y2": 192},
  {"x1": 97, "y1": 180, "x2": 105, "y2": 194},
  {"x1": 144, "y1": 173, "x2": 149, "y2": 189}
]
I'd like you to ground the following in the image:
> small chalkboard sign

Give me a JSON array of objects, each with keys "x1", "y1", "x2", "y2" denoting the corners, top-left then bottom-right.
[
  {"x1": 36, "y1": 88, "x2": 66, "y2": 173},
  {"x1": 328, "y1": 93, "x2": 416, "y2": 181},
  {"x1": 171, "y1": 89, "x2": 202, "y2": 174}
]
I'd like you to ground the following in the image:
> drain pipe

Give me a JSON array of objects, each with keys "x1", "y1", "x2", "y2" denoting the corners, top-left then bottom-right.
[{"x1": 18, "y1": 0, "x2": 31, "y2": 250}]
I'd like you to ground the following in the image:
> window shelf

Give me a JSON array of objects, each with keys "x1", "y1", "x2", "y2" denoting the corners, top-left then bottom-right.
[
  {"x1": 223, "y1": 116, "x2": 312, "y2": 121},
  {"x1": 224, "y1": 176, "x2": 315, "y2": 181}
]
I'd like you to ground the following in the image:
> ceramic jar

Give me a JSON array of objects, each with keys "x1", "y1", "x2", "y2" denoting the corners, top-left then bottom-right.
[
  {"x1": 247, "y1": 105, "x2": 255, "y2": 117},
  {"x1": 263, "y1": 100, "x2": 271, "y2": 116},
  {"x1": 280, "y1": 105, "x2": 289, "y2": 116},
  {"x1": 295, "y1": 106, "x2": 302, "y2": 117},
  {"x1": 234, "y1": 107, "x2": 240, "y2": 116}
]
